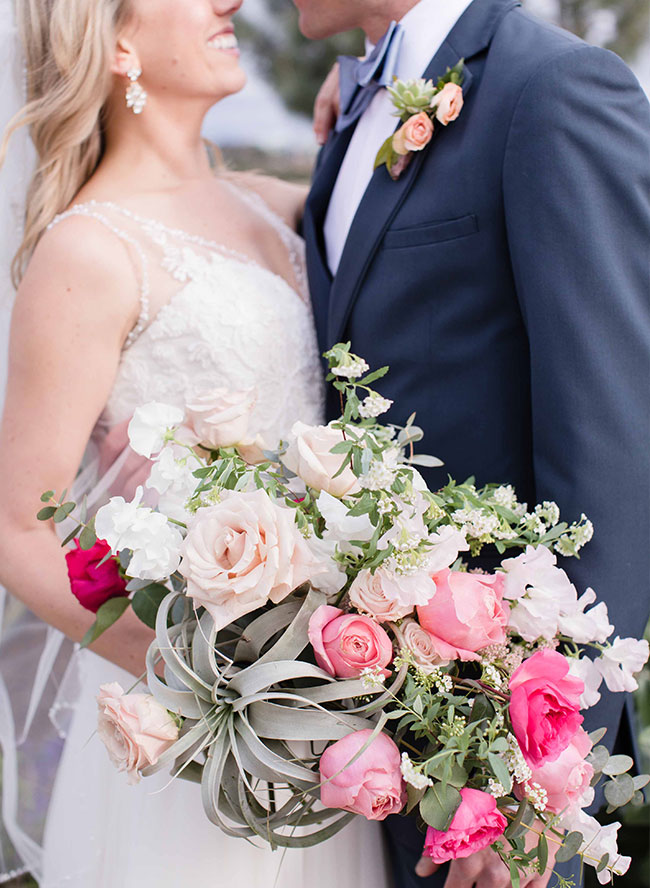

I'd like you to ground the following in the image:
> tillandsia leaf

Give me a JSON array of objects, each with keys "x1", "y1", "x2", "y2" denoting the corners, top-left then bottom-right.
[{"x1": 80, "y1": 595, "x2": 131, "y2": 648}]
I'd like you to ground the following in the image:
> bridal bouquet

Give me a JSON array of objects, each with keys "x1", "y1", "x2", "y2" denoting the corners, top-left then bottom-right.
[{"x1": 40, "y1": 344, "x2": 648, "y2": 885}]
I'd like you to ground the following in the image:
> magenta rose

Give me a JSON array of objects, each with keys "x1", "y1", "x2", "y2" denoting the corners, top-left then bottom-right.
[
  {"x1": 416, "y1": 569, "x2": 509, "y2": 661},
  {"x1": 65, "y1": 538, "x2": 128, "y2": 613},
  {"x1": 423, "y1": 788, "x2": 508, "y2": 864},
  {"x1": 308, "y1": 605, "x2": 393, "y2": 678},
  {"x1": 509, "y1": 649, "x2": 584, "y2": 767},
  {"x1": 319, "y1": 729, "x2": 406, "y2": 820},
  {"x1": 517, "y1": 727, "x2": 594, "y2": 814}
]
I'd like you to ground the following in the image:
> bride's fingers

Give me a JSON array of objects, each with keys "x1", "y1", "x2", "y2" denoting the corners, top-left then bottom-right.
[
  {"x1": 415, "y1": 855, "x2": 439, "y2": 878},
  {"x1": 313, "y1": 63, "x2": 340, "y2": 145}
]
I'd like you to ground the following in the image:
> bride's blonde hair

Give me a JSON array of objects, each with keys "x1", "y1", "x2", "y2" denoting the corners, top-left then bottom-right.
[{"x1": 0, "y1": 0, "x2": 132, "y2": 286}]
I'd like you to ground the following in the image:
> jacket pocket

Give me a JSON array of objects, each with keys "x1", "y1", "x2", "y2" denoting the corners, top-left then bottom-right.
[{"x1": 383, "y1": 214, "x2": 478, "y2": 249}]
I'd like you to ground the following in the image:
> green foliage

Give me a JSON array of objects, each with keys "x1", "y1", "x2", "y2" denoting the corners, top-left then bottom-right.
[
  {"x1": 131, "y1": 584, "x2": 171, "y2": 629},
  {"x1": 80, "y1": 596, "x2": 131, "y2": 648}
]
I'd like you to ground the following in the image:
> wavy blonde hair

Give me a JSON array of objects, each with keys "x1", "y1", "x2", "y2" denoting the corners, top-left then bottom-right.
[{"x1": 0, "y1": 0, "x2": 132, "y2": 286}]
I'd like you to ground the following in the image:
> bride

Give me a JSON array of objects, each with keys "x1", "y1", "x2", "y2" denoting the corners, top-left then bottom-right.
[{"x1": 0, "y1": 0, "x2": 387, "y2": 885}]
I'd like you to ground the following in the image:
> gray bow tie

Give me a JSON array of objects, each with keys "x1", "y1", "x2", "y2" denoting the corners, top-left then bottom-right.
[{"x1": 336, "y1": 21, "x2": 405, "y2": 133}]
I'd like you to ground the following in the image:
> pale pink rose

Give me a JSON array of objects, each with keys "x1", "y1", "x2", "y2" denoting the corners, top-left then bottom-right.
[
  {"x1": 349, "y1": 568, "x2": 434, "y2": 622},
  {"x1": 319, "y1": 729, "x2": 406, "y2": 820},
  {"x1": 185, "y1": 388, "x2": 256, "y2": 449},
  {"x1": 509, "y1": 649, "x2": 584, "y2": 767},
  {"x1": 179, "y1": 489, "x2": 318, "y2": 630},
  {"x1": 308, "y1": 605, "x2": 393, "y2": 678},
  {"x1": 393, "y1": 112, "x2": 434, "y2": 155},
  {"x1": 417, "y1": 569, "x2": 509, "y2": 661},
  {"x1": 96, "y1": 682, "x2": 179, "y2": 784},
  {"x1": 518, "y1": 728, "x2": 594, "y2": 814},
  {"x1": 281, "y1": 421, "x2": 360, "y2": 498},
  {"x1": 401, "y1": 618, "x2": 450, "y2": 671},
  {"x1": 423, "y1": 788, "x2": 507, "y2": 863},
  {"x1": 434, "y1": 82, "x2": 464, "y2": 126}
]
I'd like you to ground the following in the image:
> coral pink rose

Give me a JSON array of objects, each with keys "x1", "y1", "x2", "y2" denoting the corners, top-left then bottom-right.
[
  {"x1": 65, "y1": 538, "x2": 127, "y2": 613},
  {"x1": 281, "y1": 421, "x2": 360, "y2": 498},
  {"x1": 393, "y1": 112, "x2": 434, "y2": 155},
  {"x1": 434, "y1": 82, "x2": 464, "y2": 125},
  {"x1": 185, "y1": 388, "x2": 256, "y2": 449},
  {"x1": 509, "y1": 649, "x2": 584, "y2": 767},
  {"x1": 320, "y1": 729, "x2": 406, "y2": 820},
  {"x1": 416, "y1": 569, "x2": 509, "y2": 661},
  {"x1": 308, "y1": 605, "x2": 393, "y2": 678},
  {"x1": 179, "y1": 489, "x2": 318, "y2": 630},
  {"x1": 517, "y1": 728, "x2": 594, "y2": 814},
  {"x1": 96, "y1": 682, "x2": 179, "y2": 784},
  {"x1": 423, "y1": 788, "x2": 508, "y2": 863},
  {"x1": 401, "y1": 619, "x2": 449, "y2": 671}
]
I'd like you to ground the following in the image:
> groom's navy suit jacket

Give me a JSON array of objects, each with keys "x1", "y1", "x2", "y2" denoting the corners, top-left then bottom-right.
[{"x1": 304, "y1": 0, "x2": 650, "y2": 882}]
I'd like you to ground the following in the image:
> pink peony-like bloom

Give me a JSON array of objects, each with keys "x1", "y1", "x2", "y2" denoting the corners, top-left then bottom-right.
[
  {"x1": 281, "y1": 421, "x2": 360, "y2": 498},
  {"x1": 518, "y1": 728, "x2": 594, "y2": 814},
  {"x1": 509, "y1": 649, "x2": 584, "y2": 767},
  {"x1": 434, "y1": 82, "x2": 464, "y2": 125},
  {"x1": 65, "y1": 538, "x2": 128, "y2": 614},
  {"x1": 96, "y1": 682, "x2": 179, "y2": 784},
  {"x1": 423, "y1": 788, "x2": 508, "y2": 863},
  {"x1": 319, "y1": 729, "x2": 406, "y2": 820},
  {"x1": 179, "y1": 489, "x2": 318, "y2": 630},
  {"x1": 401, "y1": 618, "x2": 450, "y2": 671},
  {"x1": 393, "y1": 112, "x2": 434, "y2": 155},
  {"x1": 185, "y1": 388, "x2": 256, "y2": 450},
  {"x1": 417, "y1": 569, "x2": 509, "y2": 661},
  {"x1": 308, "y1": 605, "x2": 393, "y2": 678}
]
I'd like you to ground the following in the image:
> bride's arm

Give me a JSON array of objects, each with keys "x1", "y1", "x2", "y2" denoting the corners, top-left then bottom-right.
[{"x1": 0, "y1": 219, "x2": 156, "y2": 678}]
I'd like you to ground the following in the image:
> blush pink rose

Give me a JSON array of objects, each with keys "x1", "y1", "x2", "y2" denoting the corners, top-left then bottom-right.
[
  {"x1": 308, "y1": 605, "x2": 393, "y2": 678},
  {"x1": 96, "y1": 682, "x2": 179, "y2": 784},
  {"x1": 185, "y1": 388, "x2": 256, "y2": 449},
  {"x1": 349, "y1": 568, "x2": 419, "y2": 622},
  {"x1": 517, "y1": 728, "x2": 594, "y2": 814},
  {"x1": 65, "y1": 538, "x2": 127, "y2": 613},
  {"x1": 393, "y1": 111, "x2": 434, "y2": 155},
  {"x1": 423, "y1": 788, "x2": 508, "y2": 863},
  {"x1": 281, "y1": 421, "x2": 360, "y2": 498},
  {"x1": 401, "y1": 618, "x2": 450, "y2": 671},
  {"x1": 509, "y1": 649, "x2": 584, "y2": 767},
  {"x1": 434, "y1": 82, "x2": 464, "y2": 125},
  {"x1": 416, "y1": 569, "x2": 509, "y2": 661},
  {"x1": 179, "y1": 489, "x2": 318, "y2": 630},
  {"x1": 319, "y1": 729, "x2": 406, "y2": 820}
]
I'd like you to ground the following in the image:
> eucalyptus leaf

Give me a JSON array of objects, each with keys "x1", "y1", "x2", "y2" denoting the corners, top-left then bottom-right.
[
  {"x1": 589, "y1": 727, "x2": 607, "y2": 745},
  {"x1": 537, "y1": 833, "x2": 548, "y2": 873},
  {"x1": 632, "y1": 774, "x2": 650, "y2": 791},
  {"x1": 419, "y1": 783, "x2": 462, "y2": 832},
  {"x1": 132, "y1": 584, "x2": 170, "y2": 629},
  {"x1": 588, "y1": 744, "x2": 609, "y2": 773},
  {"x1": 555, "y1": 831, "x2": 583, "y2": 863},
  {"x1": 37, "y1": 505, "x2": 57, "y2": 521},
  {"x1": 79, "y1": 519, "x2": 97, "y2": 550},
  {"x1": 80, "y1": 596, "x2": 131, "y2": 648},
  {"x1": 602, "y1": 754, "x2": 634, "y2": 776},
  {"x1": 53, "y1": 502, "x2": 76, "y2": 523},
  {"x1": 603, "y1": 773, "x2": 636, "y2": 808}
]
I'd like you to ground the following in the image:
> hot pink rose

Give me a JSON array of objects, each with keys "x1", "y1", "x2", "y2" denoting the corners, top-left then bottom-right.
[
  {"x1": 320, "y1": 729, "x2": 406, "y2": 820},
  {"x1": 393, "y1": 112, "x2": 434, "y2": 155},
  {"x1": 517, "y1": 728, "x2": 594, "y2": 814},
  {"x1": 509, "y1": 649, "x2": 584, "y2": 767},
  {"x1": 416, "y1": 569, "x2": 509, "y2": 661},
  {"x1": 423, "y1": 788, "x2": 508, "y2": 863},
  {"x1": 434, "y1": 82, "x2": 464, "y2": 125},
  {"x1": 65, "y1": 538, "x2": 127, "y2": 613},
  {"x1": 308, "y1": 605, "x2": 393, "y2": 678},
  {"x1": 96, "y1": 682, "x2": 179, "y2": 784}
]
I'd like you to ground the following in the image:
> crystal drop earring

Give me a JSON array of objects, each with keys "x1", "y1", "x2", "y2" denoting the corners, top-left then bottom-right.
[{"x1": 125, "y1": 68, "x2": 147, "y2": 115}]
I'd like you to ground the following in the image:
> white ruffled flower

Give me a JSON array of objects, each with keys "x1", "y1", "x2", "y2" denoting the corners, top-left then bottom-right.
[
  {"x1": 596, "y1": 636, "x2": 650, "y2": 693},
  {"x1": 128, "y1": 402, "x2": 185, "y2": 459},
  {"x1": 426, "y1": 525, "x2": 469, "y2": 573},
  {"x1": 560, "y1": 808, "x2": 631, "y2": 884},
  {"x1": 95, "y1": 487, "x2": 183, "y2": 580},
  {"x1": 317, "y1": 491, "x2": 375, "y2": 554},
  {"x1": 557, "y1": 587, "x2": 614, "y2": 644},
  {"x1": 567, "y1": 655, "x2": 604, "y2": 708},
  {"x1": 146, "y1": 446, "x2": 199, "y2": 522}
]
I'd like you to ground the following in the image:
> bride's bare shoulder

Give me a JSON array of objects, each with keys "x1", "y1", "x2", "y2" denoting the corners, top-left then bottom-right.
[{"x1": 225, "y1": 170, "x2": 308, "y2": 230}]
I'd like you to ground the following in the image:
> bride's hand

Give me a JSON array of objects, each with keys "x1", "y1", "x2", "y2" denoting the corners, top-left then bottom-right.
[{"x1": 313, "y1": 62, "x2": 341, "y2": 145}]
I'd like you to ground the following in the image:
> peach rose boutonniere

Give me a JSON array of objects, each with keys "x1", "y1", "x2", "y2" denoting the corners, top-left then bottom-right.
[{"x1": 374, "y1": 60, "x2": 465, "y2": 181}]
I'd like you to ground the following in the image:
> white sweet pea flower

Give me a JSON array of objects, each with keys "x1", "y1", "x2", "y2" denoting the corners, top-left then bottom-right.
[
  {"x1": 558, "y1": 588, "x2": 614, "y2": 644},
  {"x1": 560, "y1": 808, "x2": 631, "y2": 884},
  {"x1": 128, "y1": 402, "x2": 184, "y2": 458},
  {"x1": 426, "y1": 525, "x2": 469, "y2": 574},
  {"x1": 146, "y1": 447, "x2": 199, "y2": 522},
  {"x1": 95, "y1": 487, "x2": 146, "y2": 553},
  {"x1": 567, "y1": 655, "x2": 604, "y2": 708},
  {"x1": 305, "y1": 533, "x2": 347, "y2": 598},
  {"x1": 317, "y1": 491, "x2": 375, "y2": 554},
  {"x1": 596, "y1": 636, "x2": 650, "y2": 693}
]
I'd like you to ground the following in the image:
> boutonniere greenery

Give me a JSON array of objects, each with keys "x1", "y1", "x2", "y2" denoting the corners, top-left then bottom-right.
[{"x1": 374, "y1": 60, "x2": 465, "y2": 180}]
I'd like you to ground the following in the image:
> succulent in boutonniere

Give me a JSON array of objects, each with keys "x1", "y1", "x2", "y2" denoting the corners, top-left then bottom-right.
[{"x1": 374, "y1": 59, "x2": 466, "y2": 181}]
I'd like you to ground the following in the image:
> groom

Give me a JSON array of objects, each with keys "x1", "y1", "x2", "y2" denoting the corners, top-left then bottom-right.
[{"x1": 297, "y1": 0, "x2": 650, "y2": 885}]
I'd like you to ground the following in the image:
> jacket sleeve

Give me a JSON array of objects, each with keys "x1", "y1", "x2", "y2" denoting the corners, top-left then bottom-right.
[{"x1": 502, "y1": 44, "x2": 650, "y2": 746}]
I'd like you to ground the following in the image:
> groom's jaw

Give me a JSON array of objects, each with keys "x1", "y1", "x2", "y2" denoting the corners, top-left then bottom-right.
[{"x1": 293, "y1": 0, "x2": 421, "y2": 42}]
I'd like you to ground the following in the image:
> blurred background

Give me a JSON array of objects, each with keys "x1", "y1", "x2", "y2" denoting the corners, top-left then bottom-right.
[{"x1": 4, "y1": 0, "x2": 650, "y2": 885}]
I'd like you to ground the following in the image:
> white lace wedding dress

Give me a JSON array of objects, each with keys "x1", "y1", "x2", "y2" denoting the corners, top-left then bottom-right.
[{"x1": 39, "y1": 185, "x2": 390, "y2": 888}]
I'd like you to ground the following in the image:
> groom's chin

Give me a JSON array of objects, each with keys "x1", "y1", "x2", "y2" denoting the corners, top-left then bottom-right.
[{"x1": 292, "y1": 3, "x2": 343, "y2": 41}]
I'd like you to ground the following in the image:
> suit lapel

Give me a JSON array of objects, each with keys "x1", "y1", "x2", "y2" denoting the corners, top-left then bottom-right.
[{"x1": 325, "y1": 0, "x2": 521, "y2": 346}]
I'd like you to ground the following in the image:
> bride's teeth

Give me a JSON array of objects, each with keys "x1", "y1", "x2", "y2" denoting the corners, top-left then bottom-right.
[{"x1": 208, "y1": 33, "x2": 238, "y2": 51}]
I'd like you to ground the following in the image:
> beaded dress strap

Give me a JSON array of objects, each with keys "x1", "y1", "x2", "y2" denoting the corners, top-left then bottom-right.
[{"x1": 47, "y1": 206, "x2": 151, "y2": 348}]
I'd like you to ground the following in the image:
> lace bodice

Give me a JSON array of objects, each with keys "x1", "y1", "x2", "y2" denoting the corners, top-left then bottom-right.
[{"x1": 48, "y1": 183, "x2": 325, "y2": 446}]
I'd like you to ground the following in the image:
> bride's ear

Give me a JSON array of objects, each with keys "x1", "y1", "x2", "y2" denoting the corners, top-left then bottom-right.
[{"x1": 111, "y1": 37, "x2": 140, "y2": 78}]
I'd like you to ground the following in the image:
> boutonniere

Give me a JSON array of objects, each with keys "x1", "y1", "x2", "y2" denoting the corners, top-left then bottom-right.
[{"x1": 374, "y1": 60, "x2": 465, "y2": 180}]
